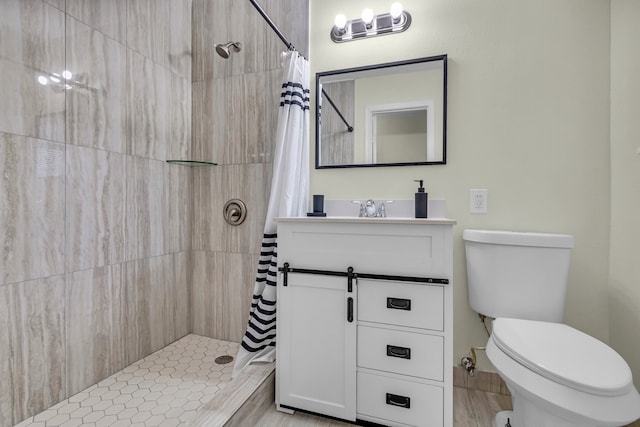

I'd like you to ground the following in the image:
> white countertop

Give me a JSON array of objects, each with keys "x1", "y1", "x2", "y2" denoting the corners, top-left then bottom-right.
[{"x1": 275, "y1": 216, "x2": 457, "y2": 225}]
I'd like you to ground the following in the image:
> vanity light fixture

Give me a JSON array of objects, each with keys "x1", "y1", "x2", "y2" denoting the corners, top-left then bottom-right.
[{"x1": 331, "y1": 2, "x2": 411, "y2": 43}]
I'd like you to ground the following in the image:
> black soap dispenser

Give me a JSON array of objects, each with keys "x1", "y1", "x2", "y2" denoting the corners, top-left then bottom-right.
[{"x1": 414, "y1": 179, "x2": 428, "y2": 218}]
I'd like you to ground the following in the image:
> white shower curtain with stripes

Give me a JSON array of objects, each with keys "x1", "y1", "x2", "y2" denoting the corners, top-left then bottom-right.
[{"x1": 233, "y1": 51, "x2": 310, "y2": 377}]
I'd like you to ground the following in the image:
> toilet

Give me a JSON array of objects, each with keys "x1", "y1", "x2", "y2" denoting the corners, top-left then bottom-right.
[{"x1": 463, "y1": 229, "x2": 640, "y2": 427}]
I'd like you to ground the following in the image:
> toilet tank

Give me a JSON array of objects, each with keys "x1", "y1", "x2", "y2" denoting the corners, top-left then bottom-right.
[{"x1": 463, "y1": 229, "x2": 574, "y2": 323}]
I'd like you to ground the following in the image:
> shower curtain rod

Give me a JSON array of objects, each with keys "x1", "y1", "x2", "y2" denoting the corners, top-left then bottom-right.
[
  {"x1": 248, "y1": 0, "x2": 353, "y2": 132},
  {"x1": 249, "y1": 0, "x2": 296, "y2": 51},
  {"x1": 322, "y1": 89, "x2": 354, "y2": 133}
]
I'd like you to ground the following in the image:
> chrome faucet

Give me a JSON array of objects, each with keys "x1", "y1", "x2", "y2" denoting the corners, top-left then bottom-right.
[{"x1": 352, "y1": 200, "x2": 394, "y2": 217}]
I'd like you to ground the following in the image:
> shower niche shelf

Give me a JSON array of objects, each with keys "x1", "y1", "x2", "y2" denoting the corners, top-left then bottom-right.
[{"x1": 166, "y1": 160, "x2": 218, "y2": 166}]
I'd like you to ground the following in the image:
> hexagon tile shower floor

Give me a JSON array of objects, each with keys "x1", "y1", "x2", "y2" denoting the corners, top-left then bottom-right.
[{"x1": 15, "y1": 335, "x2": 239, "y2": 427}]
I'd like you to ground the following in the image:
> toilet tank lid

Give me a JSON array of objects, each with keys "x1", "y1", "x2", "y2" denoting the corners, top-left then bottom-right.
[
  {"x1": 492, "y1": 318, "x2": 633, "y2": 396},
  {"x1": 463, "y1": 229, "x2": 574, "y2": 248}
]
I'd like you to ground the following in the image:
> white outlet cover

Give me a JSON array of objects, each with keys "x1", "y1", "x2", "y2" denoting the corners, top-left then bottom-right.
[{"x1": 470, "y1": 189, "x2": 488, "y2": 214}]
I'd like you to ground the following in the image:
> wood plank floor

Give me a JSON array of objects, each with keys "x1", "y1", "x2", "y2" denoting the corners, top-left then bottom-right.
[
  {"x1": 257, "y1": 387, "x2": 640, "y2": 427},
  {"x1": 256, "y1": 386, "x2": 512, "y2": 426}
]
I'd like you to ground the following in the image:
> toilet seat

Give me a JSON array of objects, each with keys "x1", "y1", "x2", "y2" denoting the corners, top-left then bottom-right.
[{"x1": 492, "y1": 318, "x2": 633, "y2": 396}]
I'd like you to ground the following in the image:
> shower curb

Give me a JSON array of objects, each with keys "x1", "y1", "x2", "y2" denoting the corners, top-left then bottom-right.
[{"x1": 188, "y1": 361, "x2": 275, "y2": 426}]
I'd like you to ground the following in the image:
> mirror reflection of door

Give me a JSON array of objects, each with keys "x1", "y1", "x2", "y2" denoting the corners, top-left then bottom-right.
[{"x1": 366, "y1": 101, "x2": 435, "y2": 163}]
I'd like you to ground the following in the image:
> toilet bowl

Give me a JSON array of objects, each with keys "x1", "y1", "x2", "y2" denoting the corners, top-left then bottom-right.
[
  {"x1": 487, "y1": 318, "x2": 640, "y2": 427},
  {"x1": 462, "y1": 229, "x2": 640, "y2": 427}
]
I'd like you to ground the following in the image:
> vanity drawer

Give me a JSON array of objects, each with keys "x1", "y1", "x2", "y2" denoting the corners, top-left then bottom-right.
[
  {"x1": 358, "y1": 325, "x2": 443, "y2": 381},
  {"x1": 358, "y1": 279, "x2": 444, "y2": 331},
  {"x1": 278, "y1": 221, "x2": 447, "y2": 277},
  {"x1": 357, "y1": 372, "x2": 443, "y2": 427}
]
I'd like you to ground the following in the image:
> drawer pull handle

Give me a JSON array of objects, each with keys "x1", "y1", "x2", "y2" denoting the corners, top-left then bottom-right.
[
  {"x1": 386, "y1": 393, "x2": 411, "y2": 409},
  {"x1": 347, "y1": 297, "x2": 354, "y2": 322},
  {"x1": 386, "y1": 345, "x2": 411, "y2": 359},
  {"x1": 387, "y1": 297, "x2": 411, "y2": 311}
]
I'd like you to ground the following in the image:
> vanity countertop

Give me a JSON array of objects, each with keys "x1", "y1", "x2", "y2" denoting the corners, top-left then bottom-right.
[{"x1": 275, "y1": 216, "x2": 457, "y2": 225}]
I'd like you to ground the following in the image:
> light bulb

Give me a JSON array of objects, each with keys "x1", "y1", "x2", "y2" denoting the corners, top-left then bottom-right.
[
  {"x1": 334, "y1": 14, "x2": 347, "y2": 30},
  {"x1": 62, "y1": 70, "x2": 72, "y2": 80},
  {"x1": 390, "y1": 2, "x2": 403, "y2": 20},
  {"x1": 361, "y1": 8, "x2": 374, "y2": 26},
  {"x1": 37, "y1": 75, "x2": 48, "y2": 85}
]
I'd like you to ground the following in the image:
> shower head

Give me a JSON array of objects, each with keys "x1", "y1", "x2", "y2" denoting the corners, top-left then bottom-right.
[{"x1": 215, "y1": 41, "x2": 242, "y2": 58}]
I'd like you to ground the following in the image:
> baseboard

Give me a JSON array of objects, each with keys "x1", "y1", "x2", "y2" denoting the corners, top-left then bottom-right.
[{"x1": 453, "y1": 366, "x2": 510, "y2": 396}]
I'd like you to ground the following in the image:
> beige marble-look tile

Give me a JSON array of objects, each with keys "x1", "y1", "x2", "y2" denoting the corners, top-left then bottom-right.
[
  {"x1": 126, "y1": 0, "x2": 168, "y2": 65},
  {"x1": 191, "y1": 251, "x2": 258, "y2": 342},
  {"x1": 125, "y1": 156, "x2": 167, "y2": 261},
  {"x1": 167, "y1": 165, "x2": 192, "y2": 255},
  {"x1": 42, "y1": 0, "x2": 65, "y2": 11},
  {"x1": 191, "y1": 0, "x2": 236, "y2": 82},
  {"x1": 166, "y1": 0, "x2": 192, "y2": 80},
  {"x1": 169, "y1": 73, "x2": 192, "y2": 161},
  {"x1": 0, "y1": 133, "x2": 65, "y2": 286},
  {"x1": 65, "y1": 16, "x2": 127, "y2": 153},
  {"x1": 127, "y1": 50, "x2": 171, "y2": 160},
  {"x1": 0, "y1": 58, "x2": 66, "y2": 143},
  {"x1": 190, "y1": 362, "x2": 274, "y2": 427},
  {"x1": 162, "y1": 252, "x2": 190, "y2": 345},
  {"x1": 0, "y1": 1, "x2": 65, "y2": 142},
  {"x1": 66, "y1": 145, "x2": 126, "y2": 272},
  {"x1": 0, "y1": 0, "x2": 65, "y2": 74},
  {"x1": 65, "y1": 265, "x2": 125, "y2": 396},
  {"x1": 122, "y1": 259, "x2": 153, "y2": 365},
  {"x1": 191, "y1": 163, "x2": 271, "y2": 254},
  {"x1": 259, "y1": 0, "x2": 310, "y2": 63},
  {"x1": 122, "y1": 254, "x2": 189, "y2": 365},
  {"x1": 224, "y1": 368, "x2": 275, "y2": 427},
  {"x1": 10, "y1": 275, "x2": 67, "y2": 423},
  {"x1": 192, "y1": 68, "x2": 281, "y2": 165},
  {"x1": 0, "y1": 285, "x2": 15, "y2": 426},
  {"x1": 146, "y1": 255, "x2": 169, "y2": 357},
  {"x1": 192, "y1": 0, "x2": 308, "y2": 82},
  {"x1": 66, "y1": 0, "x2": 127, "y2": 43}
]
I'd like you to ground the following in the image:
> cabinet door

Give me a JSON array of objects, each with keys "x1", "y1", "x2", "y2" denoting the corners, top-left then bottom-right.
[{"x1": 277, "y1": 272, "x2": 356, "y2": 421}]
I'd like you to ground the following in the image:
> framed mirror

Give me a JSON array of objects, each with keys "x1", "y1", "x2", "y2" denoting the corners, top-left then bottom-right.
[{"x1": 316, "y1": 55, "x2": 447, "y2": 169}]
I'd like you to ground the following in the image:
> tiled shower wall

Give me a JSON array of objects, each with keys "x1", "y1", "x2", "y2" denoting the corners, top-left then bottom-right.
[
  {"x1": 190, "y1": 0, "x2": 309, "y2": 342},
  {"x1": 0, "y1": 1, "x2": 192, "y2": 425}
]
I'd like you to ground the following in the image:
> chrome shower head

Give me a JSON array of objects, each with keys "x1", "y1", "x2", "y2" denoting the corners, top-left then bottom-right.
[{"x1": 215, "y1": 41, "x2": 242, "y2": 58}]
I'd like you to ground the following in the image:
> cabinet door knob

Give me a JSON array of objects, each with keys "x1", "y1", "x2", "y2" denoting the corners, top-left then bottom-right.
[
  {"x1": 386, "y1": 393, "x2": 411, "y2": 409},
  {"x1": 386, "y1": 345, "x2": 411, "y2": 359},
  {"x1": 386, "y1": 297, "x2": 411, "y2": 311}
]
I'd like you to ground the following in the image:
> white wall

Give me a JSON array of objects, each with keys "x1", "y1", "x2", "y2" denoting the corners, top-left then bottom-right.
[
  {"x1": 310, "y1": 0, "x2": 612, "y2": 373},
  {"x1": 610, "y1": 0, "x2": 640, "y2": 388}
]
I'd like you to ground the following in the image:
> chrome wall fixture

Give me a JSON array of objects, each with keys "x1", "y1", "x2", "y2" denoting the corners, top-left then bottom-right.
[
  {"x1": 223, "y1": 199, "x2": 247, "y2": 226},
  {"x1": 331, "y1": 2, "x2": 411, "y2": 43},
  {"x1": 214, "y1": 41, "x2": 242, "y2": 58}
]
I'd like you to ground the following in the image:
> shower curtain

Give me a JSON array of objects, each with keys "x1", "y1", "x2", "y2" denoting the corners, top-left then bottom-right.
[{"x1": 233, "y1": 51, "x2": 310, "y2": 376}]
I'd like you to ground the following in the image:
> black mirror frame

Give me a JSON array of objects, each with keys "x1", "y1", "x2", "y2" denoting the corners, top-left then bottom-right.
[{"x1": 315, "y1": 54, "x2": 447, "y2": 169}]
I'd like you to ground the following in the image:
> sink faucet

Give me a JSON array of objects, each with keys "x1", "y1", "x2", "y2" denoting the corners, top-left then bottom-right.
[
  {"x1": 352, "y1": 200, "x2": 394, "y2": 217},
  {"x1": 377, "y1": 200, "x2": 394, "y2": 218}
]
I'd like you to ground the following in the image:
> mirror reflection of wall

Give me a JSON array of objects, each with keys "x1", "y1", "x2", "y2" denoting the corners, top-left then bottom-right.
[{"x1": 320, "y1": 80, "x2": 355, "y2": 165}]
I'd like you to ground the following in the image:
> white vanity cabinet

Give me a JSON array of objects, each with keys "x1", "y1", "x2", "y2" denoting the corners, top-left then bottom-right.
[{"x1": 275, "y1": 217, "x2": 455, "y2": 427}]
